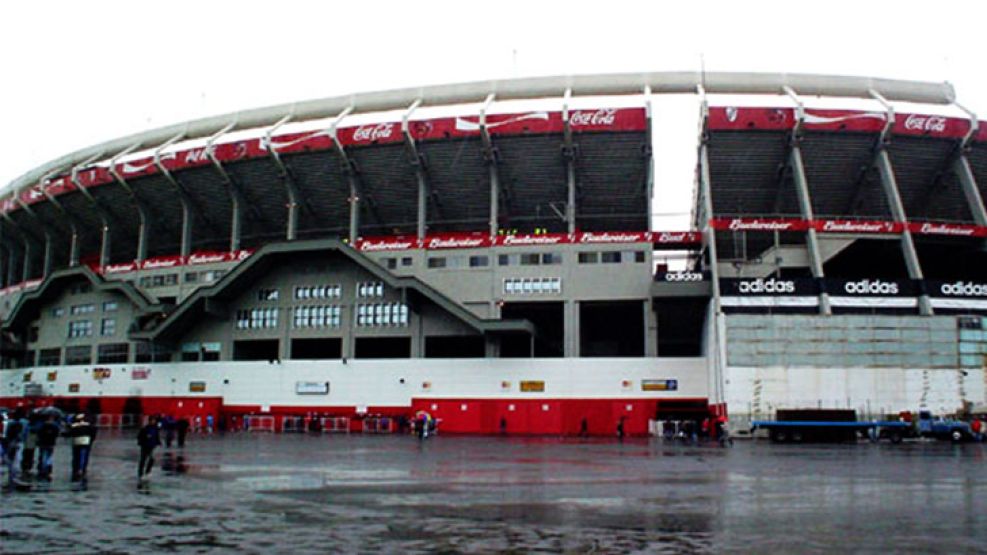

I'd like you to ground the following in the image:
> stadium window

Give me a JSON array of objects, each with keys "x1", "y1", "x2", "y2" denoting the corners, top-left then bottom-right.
[
  {"x1": 37, "y1": 348, "x2": 61, "y2": 367},
  {"x1": 383, "y1": 257, "x2": 398, "y2": 270},
  {"x1": 136, "y1": 342, "x2": 172, "y2": 363},
  {"x1": 201, "y1": 342, "x2": 221, "y2": 361},
  {"x1": 100, "y1": 318, "x2": 116, "y2": 337},
  {"x1": 70, "y1": 303, "x2": 95, "y2": 315},
  {"x1": 520, "y1": 253, "x2": 540, "y2": 266},
  {"x1": 257, "y1": 288, "x2": 280, "y2": 301},
  {"x1": 65, "y1": 345, "x2": 91, "y2": 365},
  {"x1": 634, "y1": 251, "x2": 646, "y2": 263},
  {"x1": 185, "y1": 272, "x2": 198, "y2": 283},
  {"x1": 498, "y1": 254, "x2": 510, "y2": 266},
  {"x1": 578, "y1": 252, "x2": 599, "y2": 264},
  {"x1": 97, "y1": 343, "x2": 129, "y2": 364},
  {"x1": 102, "y1": 301, "x2": 118, "y2": 312},
  {"x1": 401, "y1": 257, "x2": 413, "y2": 267},
  {"x1": 50, "y1": 307, "x2": 65, "y2": 318},
  {"x1": 601, "y1": 251, "x2": 621, "y2": 264},
  {"x1": 427, "y1": 257, "x2": 447, "y2": 269},
  {"x1": 181, "y1": 342, "x2": 201, "y2": 361},
  {"x1": 69, "y1": 283, "x2": 92, "y2": 295},
  {"x1": 469, "y1": 255, "x2": 489, "y2": 268},
  {"x1": 68, "y1": 320, "x2": 93, "y2": 338},
  {"x1": 542, "y1": 253, "x2": 562, "y2": 265}
]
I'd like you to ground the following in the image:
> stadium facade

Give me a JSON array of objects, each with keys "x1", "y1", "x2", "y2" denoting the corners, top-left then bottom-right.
[{"x1": 1, "y1": 72, "x2": 985, "y2": 435}]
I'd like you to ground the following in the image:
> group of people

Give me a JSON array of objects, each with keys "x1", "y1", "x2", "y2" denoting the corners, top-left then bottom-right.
[
  {"x1": 135, "y1": 414, "x2": 196, "y2": 480},
  {"x1": 2, "y1": 408, "x2": 98, "y2": 488},
  {"x1": 661, "y1": 417, "x2": 730, "y2": 445}
]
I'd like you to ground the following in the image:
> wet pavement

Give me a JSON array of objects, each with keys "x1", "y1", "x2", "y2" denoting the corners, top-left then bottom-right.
[{"x1": 1, "y1": 432, "x2": 985, "y2": 554}]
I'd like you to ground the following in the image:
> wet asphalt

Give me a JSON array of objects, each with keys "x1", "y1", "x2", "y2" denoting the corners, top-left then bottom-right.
[{"x1": 1, "y1": 432, "x2": 985, "y2": 554}]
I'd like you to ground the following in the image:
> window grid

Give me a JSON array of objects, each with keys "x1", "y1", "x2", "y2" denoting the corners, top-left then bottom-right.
[
  {"x1": 292, "y1": 305, "x2": 343, "y2": 329},
  {"x1": 503, "y1": 277, "x2": 563, "y2": 295},
  {"x1": 357, "y1": 282, "x2": 385, "y2": 298},
  {"x1": 235, "y1": 308, "x2": 280, "y2": 330},
  {"x1": 294, "y1": 284, "x2": 342, "y2": 300},
  {"x1": 355, "y1": 303, "x2": 409, "y2": 327},
  {"x1": 68, "y1": 320, "x2": 93, "y2": 338}
]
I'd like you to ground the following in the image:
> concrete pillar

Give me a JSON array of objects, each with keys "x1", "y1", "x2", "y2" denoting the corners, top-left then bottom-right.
[
  {"x1": 644, "y1": 298, "x2": 658, "y2": 357},
  {"x1": 135, "y1": 203, "x2": 149, "y2": 263},
  {"x1": 42, "y1": 233, "x2": 53, "y2": 278},
  {"x1": 875, "y1": 149, "x2": 933, "y2": 316},
  {"x1": 229, "y1": 190, "x2": 243, "y2": 252},
  {"x1": 348, "y1": 176, "x2": 360, "y2": 245},
  {"x1": 68, "y1": 224, "x2": 80, "y2": 267},
  {"x1": 180, "y1": 201, "x2": 193, "y2": 258},
  {"x1": 416, "y1": 171, "x2": 428, "y2": 240},
  {"x1": 99, "y1": 222, "x2": 111, "y2": 268},
  {"x1": 21, "y1": 240, "x2": 31, "y2": 282},
  {"x1": 790, "y1": 146, "x2": 832, "y2": 314},
  {"x1": 953, "y1": 155, "x2": 987, "y2": 226},
  {"x1": 488, "y1": 164, "x2": 499, "y2": 237},
  {"x1": 566, "y1": 154, "x2": 577, "y2": 234},
  {"x1": 564, "y1": 300, "x2": 580, "y2": 357}
]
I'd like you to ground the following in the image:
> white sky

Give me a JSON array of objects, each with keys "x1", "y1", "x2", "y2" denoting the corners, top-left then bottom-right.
[{"x1": 1, "y1": 0, "x2": 984, "y2": 233}]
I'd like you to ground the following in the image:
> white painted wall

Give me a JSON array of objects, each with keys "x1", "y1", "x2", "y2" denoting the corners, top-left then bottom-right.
[{"x1": 2, "y1": 357, "x2": 709, "y2": 409}]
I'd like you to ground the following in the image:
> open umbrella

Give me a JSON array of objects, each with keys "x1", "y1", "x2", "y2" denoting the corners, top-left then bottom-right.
[{"x1": 32, "y1": 406, "x2": 65, "y2": 419}]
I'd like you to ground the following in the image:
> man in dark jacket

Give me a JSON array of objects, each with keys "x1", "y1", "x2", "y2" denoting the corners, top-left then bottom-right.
[
  {"x1": 35, "y1": 415, "x2": 61, "y2": 481},
  {"x1": 137, "y1": 416, "x2": 161, "y2": 479},
  {"x1": 176, "y1": 417, "x2": 190, "y2": 448},
  {"x1": 67, "y1": 414, "x2": 97, "y2": 482}
]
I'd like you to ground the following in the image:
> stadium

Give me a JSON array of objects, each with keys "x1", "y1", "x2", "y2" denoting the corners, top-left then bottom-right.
[{"x1": 0, "y1": 71, "x2": 985, "y2": 435}]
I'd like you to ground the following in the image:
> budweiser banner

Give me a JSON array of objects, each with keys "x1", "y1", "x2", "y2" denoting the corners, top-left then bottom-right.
[
  {"x1": 812, "y1": 219, "x2": 904, "y2": 234},
  {"x1": 709, "y1": 218, "x2": 810, "y2": 232},
  {"x1": 907, "y1": 222, "x2": 987, "y2": 238}
]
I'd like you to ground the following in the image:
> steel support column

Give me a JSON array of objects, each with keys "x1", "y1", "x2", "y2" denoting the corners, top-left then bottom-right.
[
  {"x1": 562, "y1": 88, "x2": 578, "y2": 234},
  {"x1": 154, "y1": 134, "x2": 197, "y2": 258},
  {"x1": 402, "y1": 99, "x2": 429, "y2": 240},
  {"x1": 205, "y1": 122, "x2": 242, "y2": 251},
  {"x1": 480, "y1": 94, "x2": 501, "y2": 237},
  {"x1": 109, "y1": 144, "x2": 150, "y2": 262},
  {"x1": 954, "y1": 156, "x2": 987, "y2": 226},
  {"x1": 875, "y1": 149, "x2": 933, "y2": 315},
  {"x1": 70, "y1": 156, "x2": 114, "y2": 267},
  {"x1": 264, "y1": 114, "x2": 306, "y2": 241},
  {"x1": 13, "y1": 196, "x2": 57, "y2": 278}
]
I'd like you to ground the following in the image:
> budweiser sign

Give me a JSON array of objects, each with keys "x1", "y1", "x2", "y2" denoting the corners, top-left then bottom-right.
[
  {"x1": 711, "y1": 218, "x2": 807, "y2": 232},
  {"x1": 570, "y1": 108, "x2": 616, "y2": 127},
  {"x1": 353, "y1": 123, "x2": 395, "y2": 142},
  {"x1": 576, "y1": 232, "x2": 648, "y2": 244},
  {"x1": 909, "y1": 222, "x2": 984, "y2": 237},
  {"x1": 188, "y1": 252, "x2": 228, "y2": 265},
  {"x1": 140, "y1": 256, "x2": 182, "y2": 270},
  {"x1": 103, "y1": 262, "x2": 137, "y2": 274},
  {"x1": 904, "y1": 114, "x2": 947, "y2": 133},
  {"x1": 814, "y1": 220, "x2": 900, "y2": 234},
  {"x1": 653, "y1": 231, "x2": 702, "y2": 244},
  {"x1": 496, "y1": 234, "x2": 568, "y2": 246},
  {"x1": 357, "y1": 238, "x2": 419, "y2": 251},
  {"x1": 427, "y1": 236, "x2": 488, "y2": 249}
]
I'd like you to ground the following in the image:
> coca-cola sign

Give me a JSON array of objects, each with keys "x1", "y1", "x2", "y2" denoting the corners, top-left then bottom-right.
[
  {"x1": 352, "y1": 123, "x2": 395, "y2": 142},
  {"x1": 903, "y1": 114, "x2": 947, "y2": 134},
  {"x1": 570, "y1": 108, "x2": 616, "y2": 127}
]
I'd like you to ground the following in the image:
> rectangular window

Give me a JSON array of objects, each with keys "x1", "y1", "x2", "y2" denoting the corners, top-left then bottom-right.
[
  {"x1": 504, "y1": 277, "x2": 561, "y2": 295},
  {"x1": 601, "y1": 251, "x2": 621, "y2": 264},
  {"x1": 578, "y1": 252, "x2": 598, "y2": 264},
  {"x1": 97, "y1": 343, "x2": 129, "y2": 364},
  {"x1": 542, "y1": 252, "x2": 562, "y2": 265},
  {"x1": 68, "y1": 320, "x2": 93, "y2": 338},
  {"x1": 136, "y1": 342, "x2": 172, "y2": 363},
  {"x1": 28, "y1": 326, "x2": 39, "y2": 343},
  {"x1": 355, "y1": 303, "x2": 409, "y2": 327},
  {"x1": 65, "y1": 345, "x2": 91, "y2": 365},
  {"x1": 70, "y1": 303, "x2": 95, "y2": 315},
  {"x1": 634, "y1": 251, "x2": 646, "y2": 263},
  {"x1": 102, "y1": 301, "x2": 119, "y2": 312},
  {"x1": 469, "y1": 255, "x2": 489, "y2": 268},
  {"x1": 202, "y1": 342, "x2": 221, "y2": 361},
  {"x1": 427, "y1": 257, "x2": 447, "y2": 269},
  {"x1": 100, "y1": 318, "x2": 116, "y2": 337},
  {"x1": 401, "y1": 257, "x2": 413, "y2": 267},
  {"x1": 257, "y1": 288, "x2": 280, "y2": 301},
  {"x1": 520, "y1": 253, "x2": 540, "y2": 266},
  {"x1": 383, "y1": 258, "x2": 397, "y2": 270},
  {"x1": 37, "y1": 348, "x2": 61, "y2": 367},
  {"x1": 185, "y1": 272, "x2": 198, "y2": 283},
  {"x1": 235, "y1": 308, "x2": 279, "y2": 330},
  {"x1": 357, "y1": 282, "x2": 384, "y2": 298},
  {"x1": 498, "y1": 254, "x2": 510, "y2": 266},
  {"x1": 50, "y1": 307, "x2": 65, "y2": 318},
  {"x1": 69, "y1": 283, "x2": 92, "y2": 295},
  {"x1": 292, "y1": 305, "x2": 342, "y2": 329},
  {"x1": 181, "y1": 342, "x2": 201, "y2": 362}
]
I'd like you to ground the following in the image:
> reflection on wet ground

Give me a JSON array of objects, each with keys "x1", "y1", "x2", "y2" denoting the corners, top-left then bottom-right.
[{"x1": 1, "y1": 433, "x2": 985, "y2": 553}]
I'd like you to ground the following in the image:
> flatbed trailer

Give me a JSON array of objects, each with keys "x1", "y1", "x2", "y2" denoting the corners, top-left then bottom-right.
[{"x1": 751, "y1": 420, "x2": 912, "y2": 443}]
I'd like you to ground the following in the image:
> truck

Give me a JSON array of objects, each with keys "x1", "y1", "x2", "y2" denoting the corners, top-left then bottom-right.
[
  {"x1": 913, "y1": 410, "x2": 973, "y2": 442},
  {"x1": 751, "y1": 409, "x2": 911, "y2": 443}
]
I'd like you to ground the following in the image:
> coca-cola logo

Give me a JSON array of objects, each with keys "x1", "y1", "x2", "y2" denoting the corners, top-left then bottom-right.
[
  {"x1": 904, "y1": 114, "x2": 947, "y2": 133},
  {"x1": 359, "y1": 240, "x2": 416, "y2": 251},
  {"x1": 188, "y1": 253, "x2": 226, "y2": 265},
  {"x1": 500, "y1": 235, "x2": 565, "y2": 246},
  {"x1": 428, "y1": 237, "x2": 485, "y2": 249},
  {"x1": 353, "y1": 123, "x2": 394, "y2": 142},
  {"x1": 577, "y1": 232, "x2": 646, "y2": 243},
  {"x1": 727, "y1": 219, "x2": 797, "y2": 232},
  {"x1": 664, "y1": 272, "x2": 704, "y2": 282},
  {"x1": 184, "y1": 148, "x2": 210, "y2": 164},
  {"x1": 842, "y1": 279, "x2": 900, "y2": 295},
  {"x1": 939, "y1": 281, "x2": 987, "y2": 297},
  {"x1": 570, "y1": 108, "x2": 617, "y2": 127},
  {"x1": 736, "y1": 278, "x2": 795, "y2": 294}
]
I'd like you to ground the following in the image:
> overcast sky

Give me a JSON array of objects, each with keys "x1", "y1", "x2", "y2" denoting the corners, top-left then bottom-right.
[{"x1": 1, "y1": 0, "x2": 983, "y2": 232}]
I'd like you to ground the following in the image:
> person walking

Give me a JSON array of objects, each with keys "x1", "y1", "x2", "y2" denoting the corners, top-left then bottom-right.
[
  {"x1": 162, "y1": 415, "x2": 176, "y2": 448},
  {"x1": 3, "y1": 408, "x2": 28, "y2": 488},
  {"x1": 20, "y1": 412, "x2": 42, "y2": 478},
  {"x1": 35, "y1": 414, "x2": 61, "y2": 481},
  {"x1": 176, "y1": 417, "x2": 190, "y2": 447},
  {"x1": 137, "y1": 416, "x2": 161, "y2": 479},
  {"x1": 616, "y1": 417, "x2": 625, "y2": 441},
  {"x1": 67, "y1": 414, "x2": 97, "y2": 482}
]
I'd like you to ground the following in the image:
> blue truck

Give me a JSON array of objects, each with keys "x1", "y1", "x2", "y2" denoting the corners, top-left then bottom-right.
[{"x1": 752, "y1": 409, "x2": 974, "y2": 443}]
